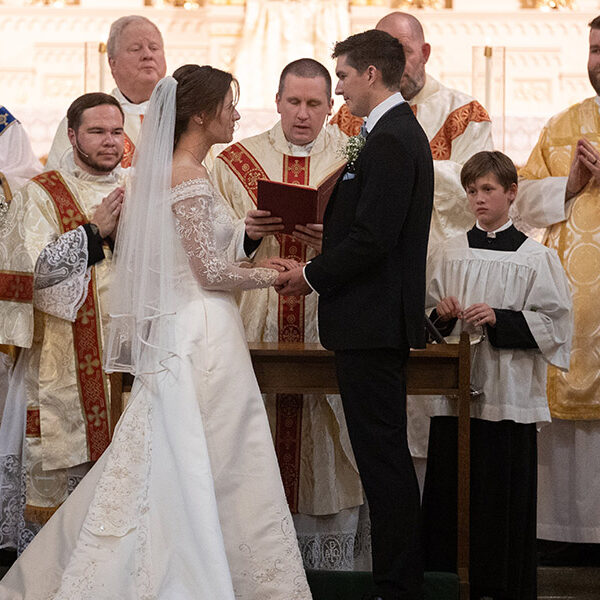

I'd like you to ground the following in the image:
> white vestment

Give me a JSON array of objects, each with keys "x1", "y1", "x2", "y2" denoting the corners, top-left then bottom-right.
[
  {"x1": 0, "y1": 152, "x2": 126, "y2": 552},
  {"x1": 513, "y1": 96, "x2": 600, "y2": 542},
  {"x1": 0, "y1": 106, "x2": 43, "y2": 429},
  {"x1": 425, "y1": 233, "x2": 572, "y2": 425}
]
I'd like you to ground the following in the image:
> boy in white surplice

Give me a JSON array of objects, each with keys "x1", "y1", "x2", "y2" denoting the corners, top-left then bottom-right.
[{"x1": 422, "y1": 151, "x2": 573, "y2": 600}]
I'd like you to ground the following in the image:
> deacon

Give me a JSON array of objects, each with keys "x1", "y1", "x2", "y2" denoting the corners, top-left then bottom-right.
[
  {"x1": 212, "y1": 59, "x2": 365, "y2": 570},
  {"x1": 513, "y1": 15, "x2": 600, "y2": 553},
  {"x1": 46, "y1": 15, "x2": 166, "y2": 169},
  {"x1": 0, "y1": 93, "x2": 125, "y2": 554},
  {"x1": 331, "y1": 11, "x2": 494, "y2": 482}
]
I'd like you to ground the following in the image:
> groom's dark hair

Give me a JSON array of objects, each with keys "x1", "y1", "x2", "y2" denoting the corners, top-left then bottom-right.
[{"x1": 332, "y1": 29, "x2": 405, "y2": 91}]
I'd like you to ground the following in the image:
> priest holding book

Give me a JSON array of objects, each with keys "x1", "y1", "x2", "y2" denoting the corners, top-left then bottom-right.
[{"x1": 211, "y1": 58, "x2": 366, "y2": 570}]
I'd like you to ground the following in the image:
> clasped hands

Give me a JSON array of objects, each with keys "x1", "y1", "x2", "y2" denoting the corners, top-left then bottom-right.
[
  {"x1": 436, "y1": 296, "x2": 496, "y2": 328},
  {"x1": 253, "y1": 257, "x2": 313, "y2": 297},
  {"x1": 245, "y1": 208, "x2": 319, "y2": 297},
  {"x1": 566, "y1": 138, "x2": 600, "y2": 201}
]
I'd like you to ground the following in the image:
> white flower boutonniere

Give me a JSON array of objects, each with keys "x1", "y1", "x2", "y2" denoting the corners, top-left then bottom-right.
[{"x1": 338, "y1": 134, "x2": 366, "y2": 172}]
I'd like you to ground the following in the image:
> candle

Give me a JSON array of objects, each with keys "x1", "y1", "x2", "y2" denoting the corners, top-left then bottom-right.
[
  {"x1": 99, "y1": 42, "x2": 107, "y2": 92},
  {"x1": 484, "y1": 46, "x2": 492, "y2": 115}
]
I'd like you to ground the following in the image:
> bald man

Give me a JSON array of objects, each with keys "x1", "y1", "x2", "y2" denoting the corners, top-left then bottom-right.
[{"x1": 331, "y1": 12, "x2": 494, "y2": 484}]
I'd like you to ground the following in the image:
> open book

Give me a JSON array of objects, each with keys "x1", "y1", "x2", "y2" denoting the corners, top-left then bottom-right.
[{"x1": 257, "y1": 162, "x2": 346, "y2": 234}]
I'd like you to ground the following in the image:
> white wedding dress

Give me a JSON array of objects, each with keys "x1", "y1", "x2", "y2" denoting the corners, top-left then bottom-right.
[{"x1": 0, "y1": 179, "x2": 312, "y2": 600}]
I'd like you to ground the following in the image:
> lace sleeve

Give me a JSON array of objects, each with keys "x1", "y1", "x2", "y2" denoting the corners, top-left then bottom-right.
[
  {"x1": 33, "y1": 226, "x2": 90, "y2": 321},
  {"x1": 171, "y1": 182, "x2": 278, "y2": 291}
]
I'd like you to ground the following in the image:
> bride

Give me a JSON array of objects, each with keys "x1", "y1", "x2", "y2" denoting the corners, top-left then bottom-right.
[{"x1": 0, "y1": 65, "x2": 312, "y2": 599}]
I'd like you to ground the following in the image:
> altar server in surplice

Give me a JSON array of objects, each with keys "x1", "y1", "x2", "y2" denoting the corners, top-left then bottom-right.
[{"x1": 422, "y1": 151, "x2": 573, "y2": 600}]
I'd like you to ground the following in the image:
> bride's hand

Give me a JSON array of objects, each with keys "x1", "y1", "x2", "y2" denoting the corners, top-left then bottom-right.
[{"x1": 255, "y1": 257, "x2": 299, "y2": 272}]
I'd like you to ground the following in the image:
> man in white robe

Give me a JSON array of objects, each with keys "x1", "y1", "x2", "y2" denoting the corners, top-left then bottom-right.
[
  {"x1": 212, "y1": 59, "x2": 367, "y2": 570},
  {"x1": 0, "y1": 93, "x2": 126, "y2": 554},
  {"x1": 331, "y1": 11, "x2": 494, "y2": 484},
  {"x1": 0, "y1": 107, "x2": 42, "y2": 434},
  {"x1": 45, "y1": 15, "x2": 166, "y2": 170},
  {"x1": 512, "y1": 15, "x2": 600, "y2": 550}
]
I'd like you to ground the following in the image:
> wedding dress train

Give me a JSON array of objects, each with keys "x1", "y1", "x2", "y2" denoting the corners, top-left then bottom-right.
[{"x1": 0, "y1": 179, "x2": 312, "y2": 600}]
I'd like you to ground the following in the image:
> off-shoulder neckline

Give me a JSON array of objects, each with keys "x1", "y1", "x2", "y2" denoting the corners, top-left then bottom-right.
[{"x1": 170, "y1": 177, "x2": 211, "y2": 192}]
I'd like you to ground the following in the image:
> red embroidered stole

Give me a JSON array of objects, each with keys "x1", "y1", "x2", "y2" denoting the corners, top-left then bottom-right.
[
  {"x1": 121, "y1": 133, "x2": 135, "y2": 168},
  {"x1": 30, "y1": 171, "x2": 111, "y2": 461},
  {"x1": 330, "y1": 101, "x2": 490, "y2": 160},
  {"x1": 218, "y1": 144, "x2": 311, "y2": 512},
  {"x1": 120, "y1": 115, "x2": 144, "y2": 168}
]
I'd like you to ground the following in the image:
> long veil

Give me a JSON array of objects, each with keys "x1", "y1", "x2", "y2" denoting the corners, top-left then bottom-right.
[{"x1": 104, "y1": 76, "x2": 183, "y2": 375}]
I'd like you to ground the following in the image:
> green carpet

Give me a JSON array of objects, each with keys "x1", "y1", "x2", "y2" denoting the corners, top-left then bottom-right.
[{"x1": 306, "y1": 570, "x2": 459, "y2": 600}]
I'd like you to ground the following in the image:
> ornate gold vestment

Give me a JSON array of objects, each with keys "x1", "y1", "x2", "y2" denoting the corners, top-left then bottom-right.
[{"x1": 520, "y1": 97, "x2": 600, "y2": 419}]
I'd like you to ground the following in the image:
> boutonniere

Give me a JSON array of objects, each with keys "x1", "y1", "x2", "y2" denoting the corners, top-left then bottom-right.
[{"x1": 338, "y1": 134, "x2": 366, "y2": 172}]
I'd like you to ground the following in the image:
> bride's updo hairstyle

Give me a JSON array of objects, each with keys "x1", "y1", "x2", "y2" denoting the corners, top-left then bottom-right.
[{"x1": 172, "y1": 64, "x2": 239, "y2": 148}]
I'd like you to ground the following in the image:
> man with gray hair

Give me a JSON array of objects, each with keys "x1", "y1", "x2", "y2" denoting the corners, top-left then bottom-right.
[{"x1": 45, "y1": 15, "x2": 166, "y2": 169}]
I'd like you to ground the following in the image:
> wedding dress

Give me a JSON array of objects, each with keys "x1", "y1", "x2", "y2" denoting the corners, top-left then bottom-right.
[{"x1": 0, "y1": 176, "x2": 312, "y2": 599}]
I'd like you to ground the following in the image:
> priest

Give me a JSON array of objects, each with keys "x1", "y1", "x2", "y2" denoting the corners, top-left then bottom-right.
[
  {"x1": 212, "y1": 58, "x2": 366, "y2": 570},
  {"x1": 0, "y1": 93, "x2": 126, "y2": 554},
  {"x1": 45, "y1": 15, "x2": 166, "y2": 169},
  {"x1": 513, "y1": 15, "x2": 600, "y2": 552}
]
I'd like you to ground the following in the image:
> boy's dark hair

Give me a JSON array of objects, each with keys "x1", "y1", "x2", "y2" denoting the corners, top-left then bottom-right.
[
  {"x1": 278, "y1": 58, "x2": 332, "y2": 100},
  {"x1": 589, "y1": 15, "x2": 600, "y2": 30},
  {"x1": 460, "y1": 151, "x2": 518, "y2": 191},
  {"x1": 67, "y1": 93, "x2": 124, "y2": 132},
  {"x1": 332, "y1": 29, "x2": 405, "y2": 91}
]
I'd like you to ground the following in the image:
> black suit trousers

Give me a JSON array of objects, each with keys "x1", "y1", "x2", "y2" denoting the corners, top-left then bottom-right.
[{"x1": 334, "y1": 347, "x2": 423, "y2": 600}]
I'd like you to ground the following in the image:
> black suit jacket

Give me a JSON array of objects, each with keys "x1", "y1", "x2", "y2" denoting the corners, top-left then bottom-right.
[{"x1": 305, "y1": 102, "x2": 434, "y2": 350}]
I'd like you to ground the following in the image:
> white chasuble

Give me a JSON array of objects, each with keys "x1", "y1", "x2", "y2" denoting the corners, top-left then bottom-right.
[{"x1": 0, "y1": 153, "x2": 126, "y2": 549}]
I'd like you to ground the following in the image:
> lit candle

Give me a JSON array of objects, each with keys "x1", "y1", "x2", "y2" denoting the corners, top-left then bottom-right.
[{"x1": 484, "y1": 46, "x2": 492, "y2": 115}]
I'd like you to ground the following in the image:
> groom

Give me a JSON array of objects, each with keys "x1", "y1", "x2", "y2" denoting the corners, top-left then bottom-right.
[{"x1": 276, "y1": 30, "x2": 433, "y2": 599}]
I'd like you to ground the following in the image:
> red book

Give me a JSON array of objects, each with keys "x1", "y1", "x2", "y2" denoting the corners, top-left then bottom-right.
[{"x1": 257, "y1": 162, "x2": 346, "y2": 234}]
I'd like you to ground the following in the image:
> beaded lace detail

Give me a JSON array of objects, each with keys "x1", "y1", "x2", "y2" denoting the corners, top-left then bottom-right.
[
  {"x1": 33, "y1": 226, "x2": 90, "y2": 322},
  {"x1": 171, "y1": 179, "x2": 278, "y2": 291}
]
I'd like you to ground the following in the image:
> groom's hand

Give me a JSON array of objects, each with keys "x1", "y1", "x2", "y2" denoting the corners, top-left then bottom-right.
[{"x1": 275, "y1": 267, "x2": 312, "y2": 296}]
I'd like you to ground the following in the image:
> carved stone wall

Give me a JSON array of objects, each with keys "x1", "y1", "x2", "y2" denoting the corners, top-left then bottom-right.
[{"x1": 0, "y1": 4, "x2": 598, "y2": 163}]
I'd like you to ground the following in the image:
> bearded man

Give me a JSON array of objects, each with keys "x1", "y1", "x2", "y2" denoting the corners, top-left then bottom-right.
[
  {"x1": 0, "y1": 93, "x2": 126, "y2": 554},
  {"x1": 513, "y1": 15, "x2": 600, "y2": 554},
  {"x1": 46, "y1": 15, "x2": 166, "y2": 169}
]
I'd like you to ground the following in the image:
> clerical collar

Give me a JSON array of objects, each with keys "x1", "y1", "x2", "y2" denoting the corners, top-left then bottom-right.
[
  {"x1": 112, "y1": 87, "x2": 148, "y2": 115},
  {"x1": 287, "y1": 139, "x2": 316, "y2": 157},
  {"x1": 364, "y1": 92, "x2": 405, "y2": 135},
  {"x1": 468, "y1": 221, "x2": 527, "y2": 252},
  {"x1": 475, "y1": 219, "x2": 513, "y2": 238}
]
